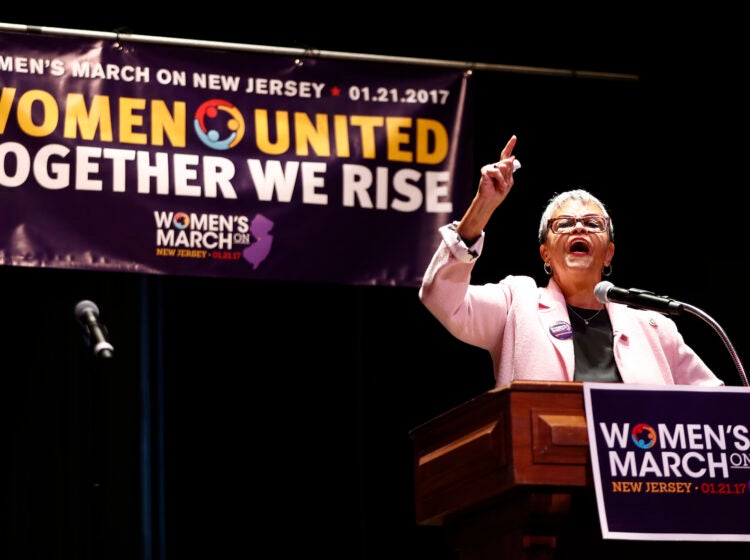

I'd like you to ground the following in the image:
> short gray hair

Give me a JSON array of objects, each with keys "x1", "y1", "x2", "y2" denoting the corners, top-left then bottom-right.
[{"x1": 537, "y1": 189, "x2": 614, "y2": 243}]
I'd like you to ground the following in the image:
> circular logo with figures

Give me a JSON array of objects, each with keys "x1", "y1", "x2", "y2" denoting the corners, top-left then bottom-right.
[
  {"x1": 193, "y1": 99, "x2": 245, "y2": 150},
  {"x1": 631, "y1": 423, "x2": 657, "y2": 449},
  {"x1": 173, "y1": 212, "x2": 190, "y2": 230}
]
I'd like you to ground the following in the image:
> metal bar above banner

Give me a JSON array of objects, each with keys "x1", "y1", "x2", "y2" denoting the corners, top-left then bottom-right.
[{"x1": 0, "y1": 22, "x2": 639, "y2": 82}]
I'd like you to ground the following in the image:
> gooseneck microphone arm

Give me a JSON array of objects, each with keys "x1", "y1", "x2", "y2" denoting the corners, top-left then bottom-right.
[
  {"x1": 595, "y1": 281, "x2": 748, "y2": 387},
  {"x1": 680, "y1": 302, "x2": 748, "y2": 387}
]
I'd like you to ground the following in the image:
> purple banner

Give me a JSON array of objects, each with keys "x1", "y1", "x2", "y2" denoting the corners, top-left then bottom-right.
[
  {"x1": 0, "y1": 30, "x2": 472, "y2": 286},
  {"x1": 584, "y1": 383, "x2": 750, "y2": 541}
]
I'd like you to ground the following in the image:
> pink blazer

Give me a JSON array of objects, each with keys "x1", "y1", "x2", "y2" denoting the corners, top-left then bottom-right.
[{"x1": 419, "y1": 224, "x2": 724, "y2": 388}]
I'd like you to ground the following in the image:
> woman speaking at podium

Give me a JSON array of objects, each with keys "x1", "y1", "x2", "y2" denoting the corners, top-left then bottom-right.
[{"x1": 419, "y1": 135, "x2": 723, "y2": 388}]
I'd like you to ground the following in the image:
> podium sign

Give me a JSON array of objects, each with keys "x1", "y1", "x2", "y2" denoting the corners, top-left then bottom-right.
[{"x1": 584, "y1": 383, "x2": 750, "y2": 541}]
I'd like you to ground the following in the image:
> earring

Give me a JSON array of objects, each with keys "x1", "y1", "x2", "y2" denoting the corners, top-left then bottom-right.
[
  {"x1": 543, "y1": 262, "x2": 552, "y2": 275},
  {"x1": 602, "y1": 263, "x2": 613, "y2": 277}
]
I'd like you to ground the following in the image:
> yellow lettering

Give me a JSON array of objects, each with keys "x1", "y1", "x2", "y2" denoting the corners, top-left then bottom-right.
[
  {"x1": 416, "y1": 118, "x2": 449, "y2": 164},
  {"x1": 64, "y1": 93, "x2": 113, "y2": 141},
  {"x1": 254, "y1": 108, "x2": 290, "y2": 155},
  {"x1": 16, "y1": 88, "x2": 58, "y2": 137},
  {"x1": 386, "y1": 116, "x2": 412, "y2": 162},
  {"x1": 294, "y1": 112, "x2": 330, "y2": 157}
]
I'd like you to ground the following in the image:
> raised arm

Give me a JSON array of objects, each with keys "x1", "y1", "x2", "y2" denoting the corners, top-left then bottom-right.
[{"x1": 456, "y1": 135, "x2": 518, "y2": 243}]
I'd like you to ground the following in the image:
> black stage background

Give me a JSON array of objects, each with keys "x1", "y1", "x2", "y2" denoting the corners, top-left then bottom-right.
[{"x1": 3, "y1": 10, "x2": 747, "y2": 560}]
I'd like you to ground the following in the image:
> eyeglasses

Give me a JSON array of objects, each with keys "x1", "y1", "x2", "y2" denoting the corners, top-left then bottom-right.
[{"x1": 547, "y1": 215, "x2": 610, "y2": 234}]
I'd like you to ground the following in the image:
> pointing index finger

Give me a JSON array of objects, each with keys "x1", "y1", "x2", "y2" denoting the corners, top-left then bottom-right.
[{"x1": 499, "y1": 135, "x2": 517, "y2": 160}]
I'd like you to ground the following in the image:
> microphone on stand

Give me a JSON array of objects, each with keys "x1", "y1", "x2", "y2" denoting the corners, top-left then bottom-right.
[
  {"x1": 594, "y1": 281, "x2": 747, "y2": 386},
  {"x1": 74, "y1": 300, "x2": 114, "y2": 359},
  {"x1": 594, "y1": 281, "x2": 683, "y2": 316}
]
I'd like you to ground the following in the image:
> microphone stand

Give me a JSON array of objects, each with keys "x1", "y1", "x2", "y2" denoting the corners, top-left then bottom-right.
[
  {"x1": 85, "y1": 347, "x2": 109, "y2": 560},
  {"x1": 75, "y1": 301, "x2": 114, "y2": 559},
  {"x1": 682, "y1": 303, "x2": 748, "y2": 387}
]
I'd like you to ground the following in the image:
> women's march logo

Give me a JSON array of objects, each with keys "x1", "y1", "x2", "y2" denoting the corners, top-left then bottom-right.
[
  {"x1": 193, "y1": 99, "x2": 245, "y2": 150},
  {"x1": 172, "y1": 212, "x2": 190, "y2": 230},
  {"x1": 630, "y1": 423, "x2": 657, "y2": 449}
]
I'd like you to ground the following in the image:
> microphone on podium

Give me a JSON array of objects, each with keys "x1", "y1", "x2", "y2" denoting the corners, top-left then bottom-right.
[
  {"x1": 74, "y1": 300, "x2": 114, "y2": 359},
  {"x1": 594, "y1": 281, "x2": 684, "y2": 316},
  {"x1": 594, "y1": 281, "x2": 747, "y2": 386}
]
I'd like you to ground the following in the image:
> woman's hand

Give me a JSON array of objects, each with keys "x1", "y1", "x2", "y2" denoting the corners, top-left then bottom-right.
[
  {"x1": 456, "y1": 135, "x2": 519, "y2": 241},
  {"x1": 477, "y1": 135, "x2": 518, "y2": 204}
]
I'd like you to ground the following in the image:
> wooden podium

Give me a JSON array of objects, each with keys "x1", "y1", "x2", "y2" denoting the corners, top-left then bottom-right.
[{"x1": 409, "y1": 380, "x2": 592, "y2": 560}]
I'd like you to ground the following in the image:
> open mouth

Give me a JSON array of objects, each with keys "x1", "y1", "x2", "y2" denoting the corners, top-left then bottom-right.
[{"x1": 568, "y1": 239, "x2": 591, "y2": 254}]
